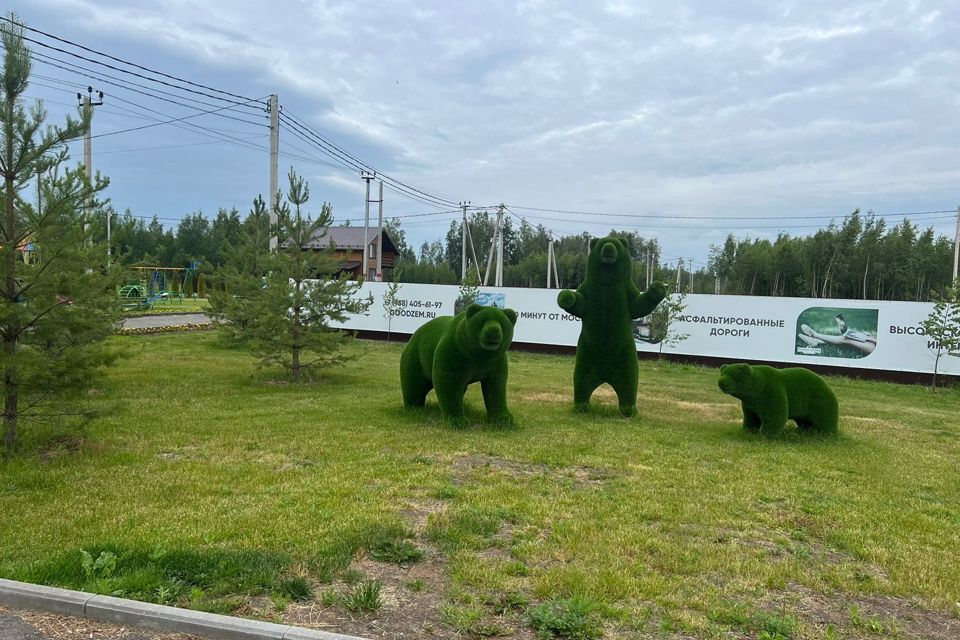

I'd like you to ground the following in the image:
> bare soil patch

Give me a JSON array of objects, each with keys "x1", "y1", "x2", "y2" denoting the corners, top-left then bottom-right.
[
  {"x1": 453, "y1": 453, "x2": 615, "y2": 487},
  {"x1": 5, "y1": 606, "x2": 201, "y2": 640},
  {"x1": 772, "y1": 583, "x2": 959, "y2": 640}
]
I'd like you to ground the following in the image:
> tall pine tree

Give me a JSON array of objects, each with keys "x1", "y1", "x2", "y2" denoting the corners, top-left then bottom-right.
[{"x1": 1, "y1": 14, "x2": 120, "y2": 452}]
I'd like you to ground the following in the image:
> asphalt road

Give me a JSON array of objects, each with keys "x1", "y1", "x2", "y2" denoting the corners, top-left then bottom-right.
[
  {"x1": 121, "y1": 313, "x2": 211, "y2": 329},
  {"x1": 0, "y1": 610, "x2": 44, "y2": 640}
]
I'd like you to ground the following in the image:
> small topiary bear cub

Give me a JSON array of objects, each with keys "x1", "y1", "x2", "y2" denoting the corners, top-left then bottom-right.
[
  {"x1": 401, "y1": 303, "x2": 518, "y2": 428},
  {"x1": 717, "y1": 363, "x2": 839, "y2": 435}
]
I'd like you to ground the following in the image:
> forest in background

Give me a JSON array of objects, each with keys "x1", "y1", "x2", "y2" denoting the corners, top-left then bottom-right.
[{"x1": 89, "y1": 203, "x2": 956, "y2": 302}]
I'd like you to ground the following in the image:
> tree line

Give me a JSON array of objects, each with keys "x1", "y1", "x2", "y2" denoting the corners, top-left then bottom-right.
[{"x1": 94, "y1": 203, "x2": 956, "y2": 302}]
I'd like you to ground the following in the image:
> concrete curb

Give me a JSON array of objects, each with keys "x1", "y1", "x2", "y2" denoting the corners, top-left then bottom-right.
[{"x1": 0, "y1": 578, "x2": 365, "y2": 640}]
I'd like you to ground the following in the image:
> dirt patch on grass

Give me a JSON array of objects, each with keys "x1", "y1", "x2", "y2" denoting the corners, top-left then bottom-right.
[
  {"x1": 8, "y1": 606, "x2": 201, "y2": 639},
  {"x1": 399, "y1": 498, "x2": 448, "y2": 534},
  {"x1": 38, "y1": 434, "x2": 98, "y2": 463},
  {"x1": 280, "y1": 554, "x2": 454, "y2": 639},
  {"x1": 669, "y1": 400, "x2": 737, "y2": 421},
  {"x1": 845, "y1": 415, "x2": 901, "y2": 430},
  {"x1": 775, "y1": 583, "x2": 959, "y2": 640},
  {"x1": 452, "y1": 453, "x2": 615, "y2": 487},
  {"x1": 519, "y1": 391, "x2": 568, "y2": 403}
]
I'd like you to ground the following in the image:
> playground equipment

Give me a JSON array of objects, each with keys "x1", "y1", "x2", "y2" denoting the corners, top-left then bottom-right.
[{"x1": 119, "y1": 265, "x2": 194, "y2": 310}]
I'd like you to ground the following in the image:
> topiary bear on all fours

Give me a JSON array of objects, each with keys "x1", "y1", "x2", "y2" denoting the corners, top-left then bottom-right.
[
  {"x1": 401, "y1": 303, "x2": 518, "y2": 428},
  {"x1": 557, "y1": 236, "x2": 667, "y2": 417},
  {"x1": 717, "y1": 363, "x2": 839, "y2": 436}
]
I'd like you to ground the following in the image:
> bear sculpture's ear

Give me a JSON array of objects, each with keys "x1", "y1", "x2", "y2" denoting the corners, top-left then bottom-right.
[
  {"x1": 590, "y1": 237, "x2": 600, "y2": 251},
  {"x1": 503, "y1": 308, "x2": 518, "y2": 326},
  {"x1": 720, "y1": 364, "x2": 727, "y2": 373},
  {"x1": 466, "y1": 303, "x2": 482, "y2": 317}
]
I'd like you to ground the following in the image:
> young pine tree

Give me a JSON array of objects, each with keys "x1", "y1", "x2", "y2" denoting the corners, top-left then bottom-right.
[
  {"x1": 212, "y1": 169, "x2": 371, "y2": 381},
  {"x1": 0, "y1": 14, "x2": 120, "y2": 452},
  {"x1": 920, "y1": 283, "x2": 960, "y2": 390}
]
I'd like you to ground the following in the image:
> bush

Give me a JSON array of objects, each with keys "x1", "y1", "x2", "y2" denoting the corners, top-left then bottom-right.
[{"x1": 527, "y1": 597, "x2": 602, "y2": 640}]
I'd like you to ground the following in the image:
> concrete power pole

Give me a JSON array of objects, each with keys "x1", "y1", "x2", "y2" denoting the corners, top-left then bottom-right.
[
  {"x1": 464, "y1": 213, "x2": 482, "y2": 282},
  {"x1": 953, "y1": 205, "x2": 959, "y2": 283},
  {"x1": 483, "y1": 206, "x2": 503, "y2": 286},
  {"x1": 361, "y1": 172, "x2": 374, "y2": 280},
  {"x1": 496, "y1": 203, "x2": 505, "y2": 287},
  {"x1": 547, "y1": 240, "x2": 553, "y2": 288},
  {"x1": 688, "y1": 257, "x2": 694, "y2": 292},
  {"x1": 376, "y1": 180, "x2": 384, "y2": 281},
  {"x1": 460, "y1": 201, "x2": 470, "y2": 281},
  {"x1": 78, "y1": 86, "x2": 103, "y2": 248},
  {"x1": 268, "y1": 94, "x2": 279, "y2": 251}
]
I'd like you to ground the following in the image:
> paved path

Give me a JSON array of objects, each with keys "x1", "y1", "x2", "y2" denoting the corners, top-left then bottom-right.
[
  {"x1": 0, "y1": 609, "x2": 44, "y2": 640},
  {"x1": 121, "y1": 313, "x2": 211, "y2": 330}
]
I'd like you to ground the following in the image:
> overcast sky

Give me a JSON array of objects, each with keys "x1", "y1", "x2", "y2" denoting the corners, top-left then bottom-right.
[{"x1": 17, "y1": 0, "x2": 960, "y2": 268}]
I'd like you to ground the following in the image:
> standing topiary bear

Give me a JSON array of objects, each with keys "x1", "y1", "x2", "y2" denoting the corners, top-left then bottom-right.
[
  {"x1": 557, "y1": 236, "x2": 667, "y2": 417},
  {"x1": 717, "y1": 363, "x2": 839, "y2": 435},
  {"x1": 401, "y1": 304, "x2": 518, "y2": 427}
]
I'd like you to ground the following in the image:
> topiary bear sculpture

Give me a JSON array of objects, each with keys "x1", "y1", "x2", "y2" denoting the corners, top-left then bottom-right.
[
  {"x1": 557, "y1": 236, "x2": 667, "y2": 417},
  {"x1": 717, "y1": 363, "x2": 839, "y2": 435},
  {"x1": 401, "y1": 303, "x2": 518, "y2": 428}
]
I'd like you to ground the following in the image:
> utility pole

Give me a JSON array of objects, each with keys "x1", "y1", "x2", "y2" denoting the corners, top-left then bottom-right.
[
  {"x1": 546, "y1": 239, "x2": 560, "y2": 288},
  {"x1": 953, "y1": 205, "x2": 959, "y2": 283},
  {"x1": 483, "y1": 206, "x2": 504, "y2": 286},
  {"x1": 460, "y1": 201, "x2": 470, "y2": 281},
  {"x1": 376, "y1": 180, "x2": 384, "y2": 281},
  {"x1": 644, "y1": 249, "x2": 650, "y2": 288},
  {"x1": 361, "y1": 172, "x2": 374, "y2": 281},
  {"x1": 268, "y1": 94, "x2": 279, "y2": 251},
  {"x1": 688, "y1": 257, "x2": 694, "y2": 292},
  {"x1": 552, "y1": 240, "x2": 560, "y2": 288},
  {"x1": 547, "y1": 239, "x2": 554, "y2": 288},
  {"x1": 496, "y1": 204, "x2": 504, "y2": 287},
  {"x1": 78, "y1": 86, "x2": 103, "y2": 248},
  {"x1": 676, "y1": 258, "x2": 682, "y2": 293},
  {"x1": 465, "y1": 212, "x2": 482, "y2": 282}
]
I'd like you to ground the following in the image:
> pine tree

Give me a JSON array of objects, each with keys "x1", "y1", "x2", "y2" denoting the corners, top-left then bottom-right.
[
  {"x1": 1, "y1": 14, "x2": 120, "y2": 452},
  {"x1": 648, "y1": 288, "x2": 689, "y2": 359},
  {"x1": 197, "y1": 273, "x2": 207, "y2": 298},
  {"x1": 211, "y1": 169, "x2": 371, "y2": 381},
  {"x1": 920, "y1": 283, "x2": 960, "y2": 390},
  {"x1": 382, "y1": 278, "x2": 404, "y2": 341}
]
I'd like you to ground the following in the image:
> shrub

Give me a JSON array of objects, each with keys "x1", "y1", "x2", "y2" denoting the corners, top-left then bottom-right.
[
  {"x1": 527, "y1": 597, "x2": 602, "y2": 640},
  {"x1": 342, "y1": 579, "x2": 382, "y2": 613}
]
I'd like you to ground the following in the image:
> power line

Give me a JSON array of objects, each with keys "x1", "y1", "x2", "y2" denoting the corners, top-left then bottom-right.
[
  {"x1": 30, "y1": 54, "x2": 267, "y2": 127},
  {"x1": 89, "y1": 95, "x2": 269, "y2": 139},
  {"x1": 506, "y1": 204, "x2": 956, "y2": 221},
  {"x1": 3, "y1": 15, "x2": 256, "y2": 103},
  {"x1": 97, "y1": 135, "x2": 268, "y2": 155},
  {"x1": 280, "y1": 110, "x2": 462, "y2": 208},
  {"x1": 513, "y1": 211, "x2": 958, "y2": 231}
]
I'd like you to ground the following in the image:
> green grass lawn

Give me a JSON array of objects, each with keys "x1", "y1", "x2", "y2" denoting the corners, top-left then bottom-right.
[{"x1": 2, "y1": 333, "x2": 958, "y2": 639}]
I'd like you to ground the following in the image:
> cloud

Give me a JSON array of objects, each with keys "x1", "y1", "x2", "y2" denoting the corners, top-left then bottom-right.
[{"x1": 22, "y1": 0, "x2": 960, "y2": 258}]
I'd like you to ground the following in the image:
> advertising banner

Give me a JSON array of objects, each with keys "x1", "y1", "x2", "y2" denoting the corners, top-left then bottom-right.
[{"x1": 330, "y1": 282, "x2": 958, "y2": 377}]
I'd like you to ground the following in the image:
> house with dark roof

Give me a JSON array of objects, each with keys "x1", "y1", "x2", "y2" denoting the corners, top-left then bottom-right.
[{"x1": 303, "y1": 226, "x2": 397, "y2": 281}]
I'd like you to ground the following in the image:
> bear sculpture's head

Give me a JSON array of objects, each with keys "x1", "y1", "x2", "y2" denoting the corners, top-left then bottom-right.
[
  {"x1": 587, "y1": 236, "x2": 632, "y2": 284},
  {"x1": 458, "y1": 304, "x2": 518, "y2": 354},
  {"x1": 718, "y1": 363, "x2": 756, "y2": 400}
]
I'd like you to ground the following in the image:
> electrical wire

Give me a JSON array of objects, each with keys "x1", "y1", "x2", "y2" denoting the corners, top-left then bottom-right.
[
  {"x1": 89, "y1": 95, "x2": 269, "y2": 139},
  {"x1": 506, "y1": 204, "x2": 956, "y2": 222},
  {"x1": 3, "y1": 16, "x2": 258, "y2": 105},
  {"x1": 30, "y1": 54, "x2": 267, "y2": 127}
]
